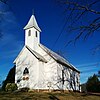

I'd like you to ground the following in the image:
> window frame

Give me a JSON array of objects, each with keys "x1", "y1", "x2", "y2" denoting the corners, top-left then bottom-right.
[
  {"x1": 28, "y1": 30, "x2": 31, "y2": 36},
  {"x1": 36, "y1": 31, "x2": 38, "y2": 37},
  {"x1": 23, "y1": 67, "x2": 29, "y2": 75}
]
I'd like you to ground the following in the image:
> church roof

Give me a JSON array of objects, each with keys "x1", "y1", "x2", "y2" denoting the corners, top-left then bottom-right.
[
  {"x1": 26, "y1": 45, "x2": 47, "y2": 63},
  {"x1": 24, "y1": 14, "x2": 41, "y2": 32},
  {"x1": 39, "y1": 44, "x2": 80, "y2": 73},
  {"x1": 13, "y1": 45, "x2": 47, "y2": 64}
]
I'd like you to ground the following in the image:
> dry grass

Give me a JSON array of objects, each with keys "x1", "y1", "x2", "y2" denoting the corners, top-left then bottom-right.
[{"x1": 0, "y1": 91, "x2": 100, "y2": 100}]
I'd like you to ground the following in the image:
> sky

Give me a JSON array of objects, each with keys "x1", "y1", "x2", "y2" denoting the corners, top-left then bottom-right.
[{"x1": 0, "y1": 0, "x2": 100, "y2": 84}]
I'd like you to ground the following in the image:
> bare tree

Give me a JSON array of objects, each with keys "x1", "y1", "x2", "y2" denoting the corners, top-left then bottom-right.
[
  {"x1": 57, "y1": 0, "x2": 100, "y2": 45},
  {"x1": 0, "y1": 0, "x2": 9, "y2": 4}
]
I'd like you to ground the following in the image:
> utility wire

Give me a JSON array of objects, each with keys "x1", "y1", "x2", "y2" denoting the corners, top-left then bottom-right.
[
  {"x1": 77, "y1": 63, "x2": 100, "y2": 73},
  {"x1": 52, "y1": 20, "x2": 68, "y2": 48},
  {"x1": 77, "y1": 63, "x2": 100, "y2": 68},
  {"x1": 81, "y1": 68, "x2": 99, "y2": 73},
  {"x1": 52, "y1": 4, "x2": 76, "y2": 49}
]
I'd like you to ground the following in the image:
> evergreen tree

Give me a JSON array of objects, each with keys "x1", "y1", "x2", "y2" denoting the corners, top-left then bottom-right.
[
  {"x1": 2, "y1": 65, "x2": 15, "y2": 91},
  {"x1": 86, "y1": 74, "x2": 100, "y2": 93}
]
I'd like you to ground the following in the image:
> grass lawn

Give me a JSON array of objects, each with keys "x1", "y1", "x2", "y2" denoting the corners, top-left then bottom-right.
[{"x1": 0, "y1": 91, "x2": 100, "y2": 100}]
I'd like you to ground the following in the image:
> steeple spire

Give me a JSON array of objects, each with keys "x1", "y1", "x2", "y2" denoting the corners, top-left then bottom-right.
[{"x1": 24, "y1": 13, "x2": 41, "y2": 32}]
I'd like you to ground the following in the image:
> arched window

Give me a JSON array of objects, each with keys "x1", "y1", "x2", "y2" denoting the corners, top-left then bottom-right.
[
  {"x1": 28, "y1": 30, "x2": 31, "y2": 36},
  {"x1": 23, "y1": 68, "x2": 29, "y2": 80},
  {"x1": 23, "y1": 68, "x2": 29, "y2": 75},
  {"x1": 36, "y1": 31, "x2": 38, "y2": 37}
]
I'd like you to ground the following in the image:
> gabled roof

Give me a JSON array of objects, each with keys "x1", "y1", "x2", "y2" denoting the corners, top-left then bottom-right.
[
  {"x1": 24, "y1": 14, "x2": 41, "y2": 32},
  {"x1": 39, "y1": 44, "x2": 80, "y2": 73},
  {"x1": 26, "y1": 46, "x2": 47, "y2": 63},
  {"x1": 13, "y1": 45, "x2": 47, "y2": 64}
]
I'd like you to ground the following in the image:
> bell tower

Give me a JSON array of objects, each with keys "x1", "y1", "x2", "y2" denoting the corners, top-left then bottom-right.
[{"x1": 24, "y1": 13, "x2": 41, "y2": 50}]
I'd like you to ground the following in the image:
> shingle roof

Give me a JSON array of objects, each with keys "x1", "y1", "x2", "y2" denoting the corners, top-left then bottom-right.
[
  {"x1": 39, "y1": 44, "x2": 80, "y2": 73},
  {"x1": 24, "y1": 14, "x2": 41, "y2": 32}
]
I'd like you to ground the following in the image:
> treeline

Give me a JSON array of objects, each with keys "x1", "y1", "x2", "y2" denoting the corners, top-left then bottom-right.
[{"x1": 81, "y1": 74, "x2": 100, "y2": 93}]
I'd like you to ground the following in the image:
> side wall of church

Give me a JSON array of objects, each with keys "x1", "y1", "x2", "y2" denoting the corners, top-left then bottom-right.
[{"x1": 57, "y1": 64, "x2": 80, "y2": 91}]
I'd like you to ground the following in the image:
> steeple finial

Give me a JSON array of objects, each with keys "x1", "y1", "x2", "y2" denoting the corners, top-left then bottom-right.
[{"x1": 32, "y1": 9, "x2": 34, "y2": 15}]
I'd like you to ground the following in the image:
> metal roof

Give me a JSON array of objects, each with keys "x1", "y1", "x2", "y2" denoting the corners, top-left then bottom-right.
[
  {"x1": 24, "y1": 14, "x2": 41, "y2": 32},
  {"x1": 26, "y1": 45, "x2": 47, "y2": 63},
  {"x1": 39, "y1": 44, "x2": 80, "y2": 73}
]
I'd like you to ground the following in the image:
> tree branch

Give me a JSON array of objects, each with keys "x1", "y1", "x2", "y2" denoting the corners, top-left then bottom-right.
[{"x1": 63, "y1": 0, "x2": 100, "y2": 14}]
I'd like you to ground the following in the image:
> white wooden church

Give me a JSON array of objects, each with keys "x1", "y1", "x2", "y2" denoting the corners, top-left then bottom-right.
[{"x1": 14, "y1": 13, "x2": 80, "y2": 91}]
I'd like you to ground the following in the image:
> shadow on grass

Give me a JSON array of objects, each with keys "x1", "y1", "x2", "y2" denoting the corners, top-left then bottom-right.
[
  {"x1": 48, "y1": 94, "x2": 59, "y2": 100},
  {"x1": 81, "y1": 92, "x2": 100, "y2": 97}
]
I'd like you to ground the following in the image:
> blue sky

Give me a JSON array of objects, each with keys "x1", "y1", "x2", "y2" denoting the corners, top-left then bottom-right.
[{"x1": 0, "y1": 0, "x2": 100, "y2": 84}]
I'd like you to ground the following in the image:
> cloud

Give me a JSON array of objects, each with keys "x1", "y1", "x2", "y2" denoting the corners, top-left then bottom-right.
[
  {"x1": 76, "y1": 62, "x2": 100, "y2": 83},
  {"x1": 0, "y1": 1, "x2": 24, "y2": 81},
  {"x1": 0, "y1": 2, "x2": 24, "y2": 47},
  {"x1": 80, "y1": 69, "x2": 99, "y2": 83},
  {"x1": 0, "y1": 29, "x2": 24, "y2": 60},
  {"x1": 76, "y1": 62, "x2": 98, "y2": 67},
  {"x1": 1, "y1": 42, "x2": 23, "y2": 59},
  {"x1": 0, "y1": 1, "x2": 24, "y2": 58}
]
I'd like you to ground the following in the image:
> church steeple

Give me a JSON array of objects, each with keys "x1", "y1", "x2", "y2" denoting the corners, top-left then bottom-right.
[
  {"x1": 24, "y1": 14, "x2": 41, "y2": 32},
  {"x1": 24, "y1": 13, "x2": 41, "y2": 50}
]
